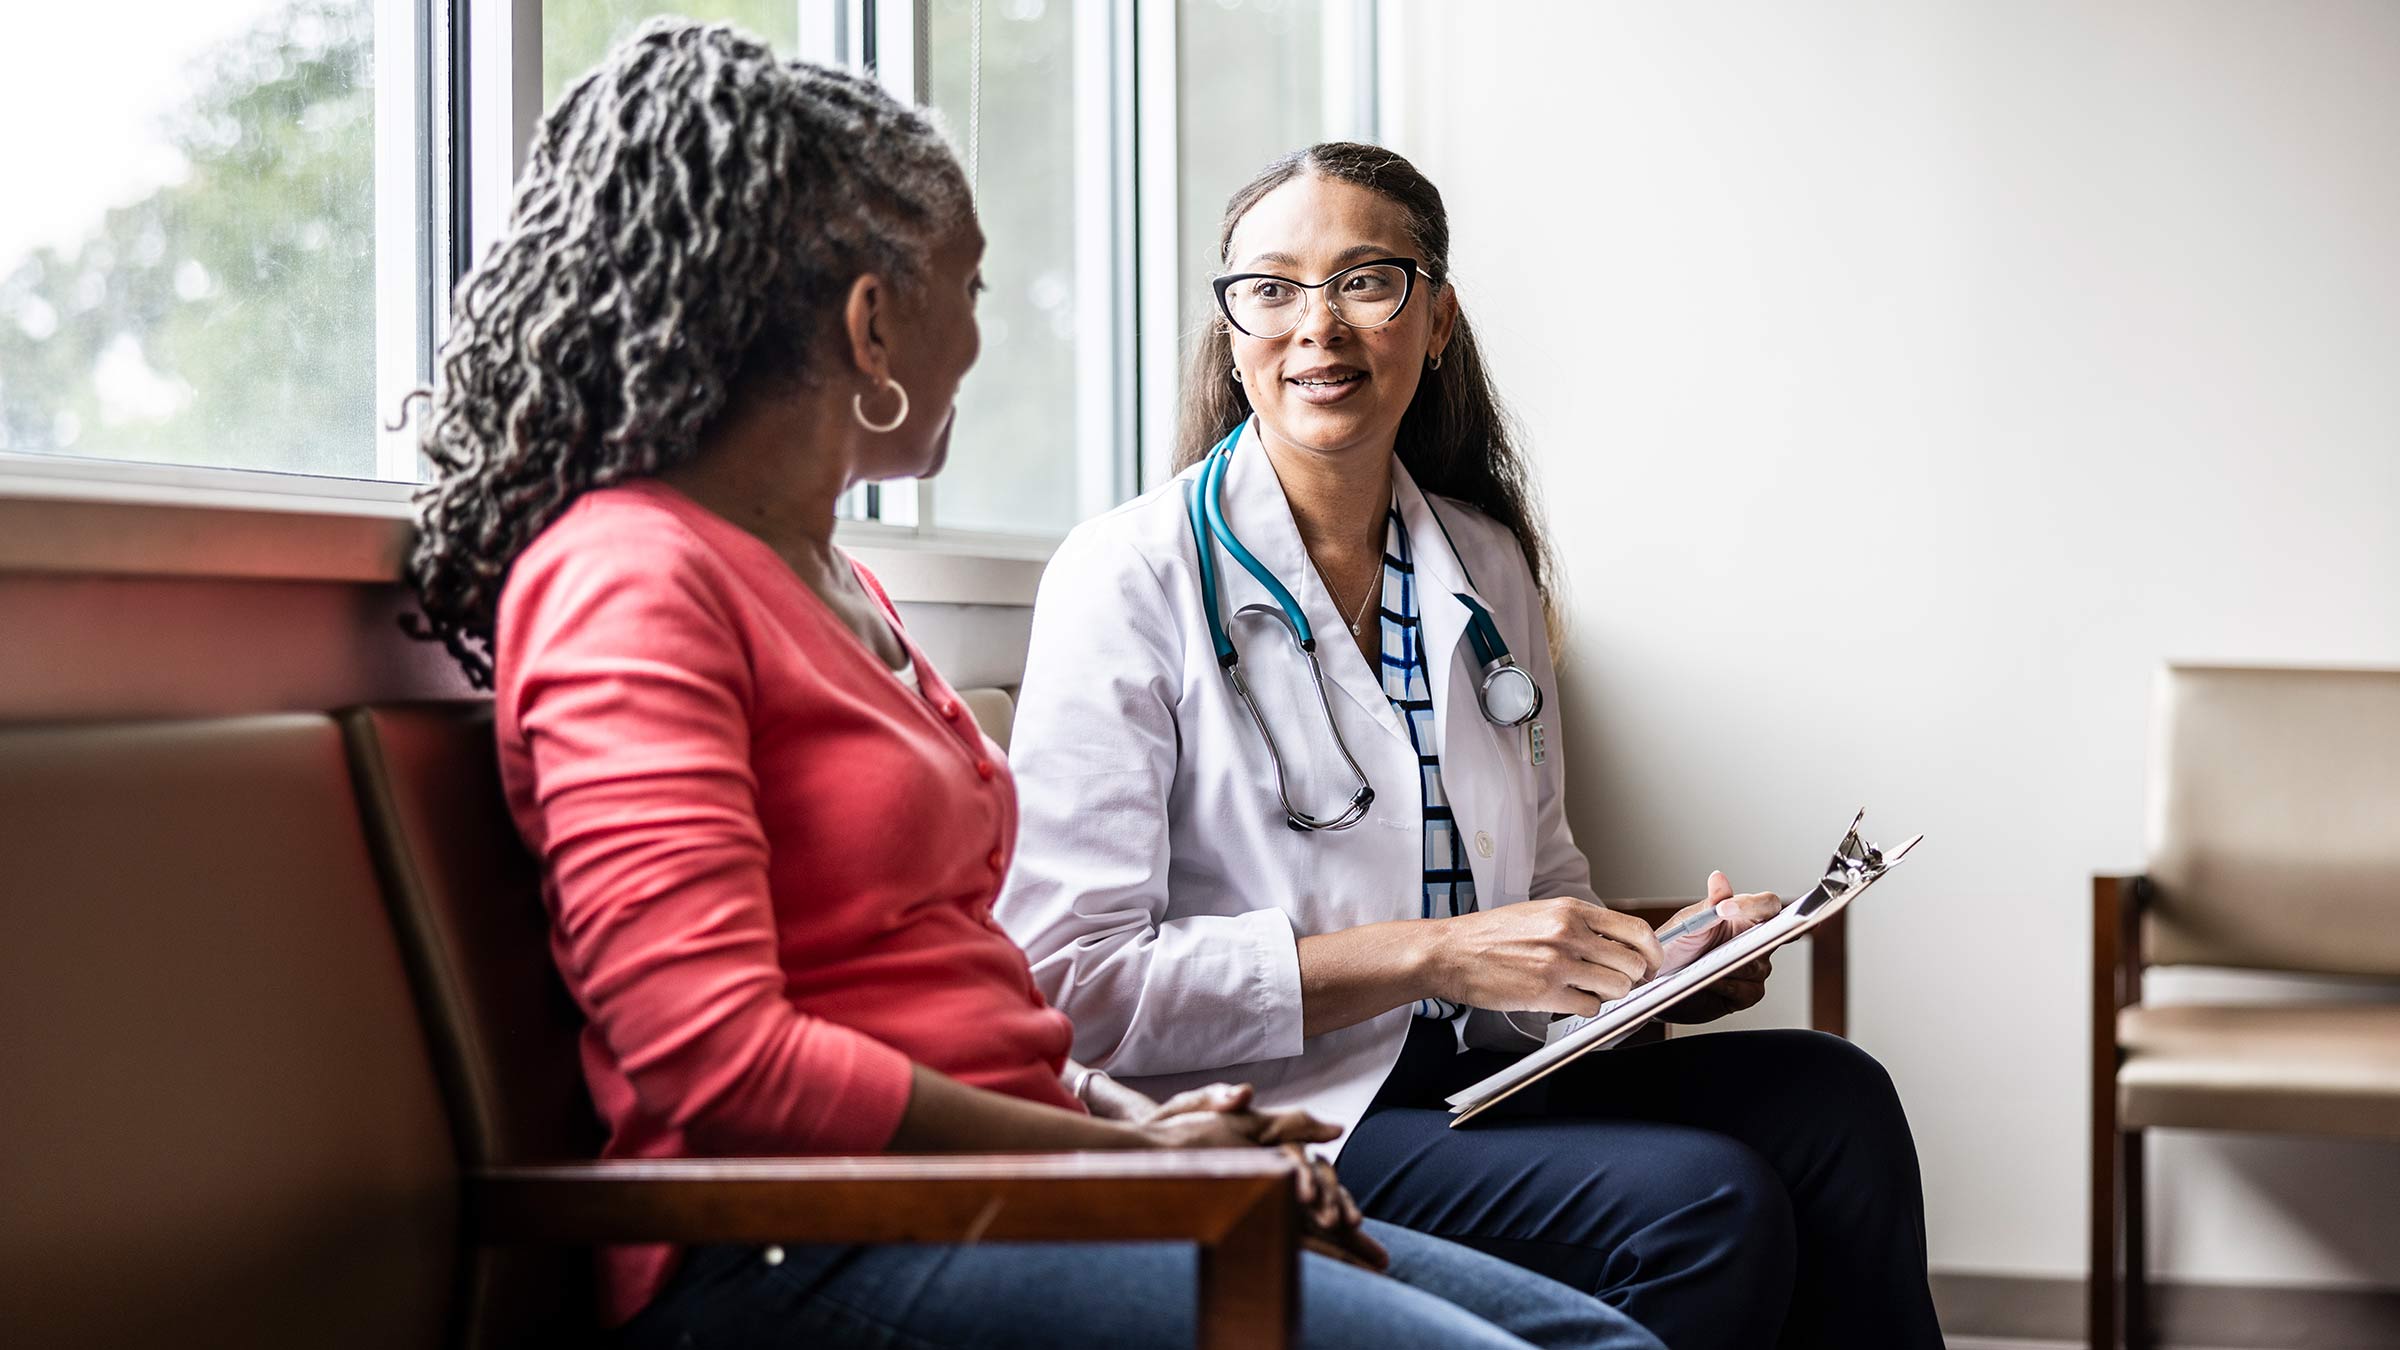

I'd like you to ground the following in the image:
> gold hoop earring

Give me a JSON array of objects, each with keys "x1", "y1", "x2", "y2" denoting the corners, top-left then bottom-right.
[{"x1": 852, "y1": 379, "x2": 909, "y2": 433}]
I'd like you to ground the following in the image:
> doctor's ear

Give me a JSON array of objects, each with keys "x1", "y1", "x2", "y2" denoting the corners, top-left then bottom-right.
[
  {"x1": 840, "y1": 272, "x2": 896, "y2": 386},
  {"x1": 1426, "y1": 282, "x2": 1460, "y2": 356}
]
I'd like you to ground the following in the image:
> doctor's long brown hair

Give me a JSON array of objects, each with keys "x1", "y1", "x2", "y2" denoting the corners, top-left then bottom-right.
[{"x1": 1174, "y1": 142, "x2": 1558, "y2": 614}]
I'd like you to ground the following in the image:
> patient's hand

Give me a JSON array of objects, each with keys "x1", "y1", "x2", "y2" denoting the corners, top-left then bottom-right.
[
  {"x1": 1135, "y1": 1083, "x2": 1343, "y2": 1150},
  {"x1": 1116, "y1": 1083, "x2": 1388, "y2": 1270},
  {"x1": 1074, "y1": 1068, "x2": 1165, "y2": 1123},
  {"x1": 1287, "y1": 1146, "x2": 1390, "y2": 1272}
]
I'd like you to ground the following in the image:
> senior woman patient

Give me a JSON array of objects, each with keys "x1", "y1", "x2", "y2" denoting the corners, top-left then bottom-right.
[
  {"x1": 401, "y1": 22, "x2": 1661, "y2": 1350},
  {"x1": 996, "y1": 142, "x2": 1945, "y2": 1350}
]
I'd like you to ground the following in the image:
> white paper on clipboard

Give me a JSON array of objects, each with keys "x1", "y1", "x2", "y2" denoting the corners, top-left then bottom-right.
[{"x1": 1445, "y1": 810, "x2": 1923, "y2": 1126}]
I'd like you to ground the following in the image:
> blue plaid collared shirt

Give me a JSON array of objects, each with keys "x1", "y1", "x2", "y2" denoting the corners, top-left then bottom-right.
[{"x1": 1372, "y1": 502, "x2": 1477, "y2": 1022}]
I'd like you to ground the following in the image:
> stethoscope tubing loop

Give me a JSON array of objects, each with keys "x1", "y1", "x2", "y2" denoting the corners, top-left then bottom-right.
[{"x1": 1227, "y1": 656, "x2": 1373, "y2": 832}]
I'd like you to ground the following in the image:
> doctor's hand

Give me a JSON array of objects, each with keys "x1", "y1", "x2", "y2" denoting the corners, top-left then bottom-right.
[
  {"x1": 1421, "y1": 896, "x2": 1666, "y2": 1016},
  {"x1": 1654, "y1": 871, "x2": 1783, "y2": 978},
  {"x1": 1652, "y1": 871, "x2": 1781, "y2": 1023},
  {"x1": 1656, "y1": 953, "x2": 1773, "y2": 1023}
]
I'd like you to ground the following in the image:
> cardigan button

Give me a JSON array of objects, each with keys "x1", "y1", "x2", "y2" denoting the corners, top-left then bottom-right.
[
  {"x1": 976, "y1": 759, "x2": 995, "y2": 780},
  {"x1": 987, "y1": 849, "x2": 1005, "y2": 873},
  {"x1": 939, "y1": 698, "x2": 960, "y2": 720}
]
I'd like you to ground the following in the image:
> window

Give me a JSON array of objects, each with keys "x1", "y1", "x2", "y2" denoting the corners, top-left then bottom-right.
[
  {"x1": 917, "y1": 0, "x2": 1378, "y2": 537},
  {"x1": 543, "y1": 1, "x2": 801, "y2": 108},
  {"x1": 1135, "y1": 0, "x2": 1379, "y2": 484},
  {"x1": 1177, "y1": 0, "x2": 1335, "y2": 342},
  {"x1": 924, "y1": 0, "x2": 1088, "y2": 537},
  {"x1": 0, "y1": 0, "x2": 1381, "y2": 551},
  {"x1": 0, "y1": 0, "x2": 386, "y2": 479}
]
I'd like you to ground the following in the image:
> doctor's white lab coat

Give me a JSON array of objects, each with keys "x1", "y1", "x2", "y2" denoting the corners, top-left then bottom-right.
[{"x1": 994, "y1": 424, "x2": 1605, "y2": 1151}]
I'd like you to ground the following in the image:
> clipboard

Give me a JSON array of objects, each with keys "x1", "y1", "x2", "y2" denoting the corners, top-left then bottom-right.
[{"x1": 1446, "y1": 810, "x2": 1923, "y2": 1127}]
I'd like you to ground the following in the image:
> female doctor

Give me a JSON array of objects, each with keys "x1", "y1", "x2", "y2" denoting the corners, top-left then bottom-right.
[{"x1": 997, "y1": 142, "x2": 1943, "y2": 1350}]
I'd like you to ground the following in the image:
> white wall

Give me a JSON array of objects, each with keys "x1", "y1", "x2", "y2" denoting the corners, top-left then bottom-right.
[{"x1": 1388, "y1": 0, "x2": 2400, "y2": 1286}]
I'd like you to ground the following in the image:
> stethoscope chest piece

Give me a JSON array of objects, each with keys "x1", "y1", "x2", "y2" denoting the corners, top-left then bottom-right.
[
  {"x1": 1451, "y1": 591, "x2": 1542, "y2": 727},
  {"x1": 1478, "y1": 658, "x2": 1543, "y2": 726}
]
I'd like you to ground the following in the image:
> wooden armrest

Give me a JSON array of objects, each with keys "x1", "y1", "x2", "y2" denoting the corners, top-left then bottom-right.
[
  {"x1": 470, "y1": 1149, "x2": 1297, "y2": 1247},
  {"x1": 471, "y1": 1152, "x2": 1304, "y2": 1350}
]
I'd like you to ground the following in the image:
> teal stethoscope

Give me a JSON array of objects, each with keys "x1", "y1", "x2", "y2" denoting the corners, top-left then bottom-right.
[{"x1": 1187, "y1": 421, "x2": 1545, "y2": 832}]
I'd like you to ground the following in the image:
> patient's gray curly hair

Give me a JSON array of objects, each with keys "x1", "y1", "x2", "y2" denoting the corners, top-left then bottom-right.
[{"x1": 404, "y1": 19, "x2": 970, "y2": 687}]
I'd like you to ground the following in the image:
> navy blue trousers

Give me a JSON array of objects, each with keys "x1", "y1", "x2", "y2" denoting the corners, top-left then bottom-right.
[{"x1": 1335, "y1": 1021, "x2": 1944, "y2": 1350}]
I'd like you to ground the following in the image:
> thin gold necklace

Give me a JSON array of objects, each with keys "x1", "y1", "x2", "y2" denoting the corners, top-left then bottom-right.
[{"x1": 1322, "y1": 557, "x2": 1382, "y2": 637}]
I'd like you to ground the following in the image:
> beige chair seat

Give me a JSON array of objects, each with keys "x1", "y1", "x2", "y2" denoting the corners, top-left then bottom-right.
[{"x1": 2117, "y1": 1002, "x2": 2400, "y2": 1141}]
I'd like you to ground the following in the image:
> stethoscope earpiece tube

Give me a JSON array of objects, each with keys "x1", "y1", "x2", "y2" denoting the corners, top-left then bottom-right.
[
  {"x1": 1185, "y1": 476, "x2": 1235, "y2": 665},
  {"x1": 1201, "y1": 448, "x2": 1313, "y2": 644}
]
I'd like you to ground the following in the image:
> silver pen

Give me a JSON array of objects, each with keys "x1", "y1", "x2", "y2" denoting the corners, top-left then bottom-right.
[{"x1": 1653, "y1": 906, "x2": 1725, "y2": 944}]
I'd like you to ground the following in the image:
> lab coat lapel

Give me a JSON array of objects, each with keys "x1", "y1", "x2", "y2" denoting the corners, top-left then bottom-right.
[
  {"x1": 1394, "y1": 463, "x2": 1523, "y2": 904},
  {"x1": 1218, "y1": 426, "x2": 1408, "y2": 742},
  {"x1": 1392, "y1": 458, "x2": 1478, "y2": 763}
]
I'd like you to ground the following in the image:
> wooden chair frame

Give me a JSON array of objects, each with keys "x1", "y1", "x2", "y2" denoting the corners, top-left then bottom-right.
[{"x1": 2089, "y1": 872, "x2": 2150, "y2": 1350}]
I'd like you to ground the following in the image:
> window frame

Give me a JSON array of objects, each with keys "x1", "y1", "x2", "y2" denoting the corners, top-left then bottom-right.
[{"x1": 0, "y1": 0, "x2": 1384, "y2": 605}]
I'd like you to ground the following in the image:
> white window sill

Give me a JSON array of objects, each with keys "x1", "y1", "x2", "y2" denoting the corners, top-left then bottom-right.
[{"x1": 0, "y1": 456, "x2": 1055, "y2": 606}]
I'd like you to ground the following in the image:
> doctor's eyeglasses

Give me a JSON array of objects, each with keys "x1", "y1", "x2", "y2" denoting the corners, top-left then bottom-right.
[{"x1": 1211, "y1": 257, "x2": 1434, "y2": 340}]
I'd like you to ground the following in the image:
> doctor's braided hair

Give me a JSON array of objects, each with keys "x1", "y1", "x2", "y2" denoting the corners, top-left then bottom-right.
[
  {"x1": 1175, "y1": 142, "x2": 1557, "y2": 616},
  {"x1": 402, "y1": 20, "x2": 970, "y2": 687}
]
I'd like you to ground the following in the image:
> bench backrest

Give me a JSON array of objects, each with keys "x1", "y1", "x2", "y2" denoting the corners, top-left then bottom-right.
[
  {"x1": 343, "y1": 702, "x2": 606, "y2": 1345},
  {"x1": 0, "y1": 716, "x2": 458, "y2": 1347}
]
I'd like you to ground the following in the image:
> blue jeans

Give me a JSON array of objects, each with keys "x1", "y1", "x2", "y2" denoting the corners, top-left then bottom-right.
[
  {"x1": 615, "y1": 1218, "x2": 1665, "y2": 1349},
  {"x1": 1338, "y1": 1024, "x2": 1944, "y2": 1350}
]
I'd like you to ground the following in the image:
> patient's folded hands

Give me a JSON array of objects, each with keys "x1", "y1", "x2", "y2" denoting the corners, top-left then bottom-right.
[
  {"x1": 1081, "y1": 1074, "x2": 1389, "y2": 1271},
  {"x1": 1287, "y1": 1146, "x2": 1389, "y2": 1272}
]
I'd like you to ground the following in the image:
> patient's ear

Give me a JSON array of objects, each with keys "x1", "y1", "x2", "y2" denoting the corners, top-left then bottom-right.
[{"x1": 841, "y1": 272, "x2": 894, "y2": 386}]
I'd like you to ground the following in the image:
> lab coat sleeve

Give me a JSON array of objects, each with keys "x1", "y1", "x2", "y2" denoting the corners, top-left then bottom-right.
[{"x1": 996, "y1": 524, "x2": 1307, "y2": 1077}]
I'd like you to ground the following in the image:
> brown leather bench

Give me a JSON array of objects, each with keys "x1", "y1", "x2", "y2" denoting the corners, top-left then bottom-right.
[
  {"x1": 1, "y1": 708, "x2": 1300, "y2": 1348},
  {"x1": 0, "y1": 715, "x2": 458, "y2": 1347}
]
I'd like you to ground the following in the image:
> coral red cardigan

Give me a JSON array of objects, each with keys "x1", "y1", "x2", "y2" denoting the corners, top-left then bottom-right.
[{"x1": 495, "y1": 480, "x2": 1080, "y2": 1325}]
